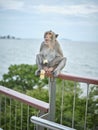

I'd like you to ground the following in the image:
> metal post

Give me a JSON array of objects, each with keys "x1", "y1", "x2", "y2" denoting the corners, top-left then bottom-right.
[
  {"x1": 27, "y1": 105, "x2": 29, "y2": 130},
  {"x1": 21, "y1": 103, "x2": 23, "y2": 130},
  {"x1": 84, "y1": 84, "x2": 89, "y2": 130},
  {"x1": 36, "y1": 111, "x2": 45, "y2": 130},
  {"x1": 72, "y1": 82, "x2": 76, "y2": 128},
  {"x1": 4, "y1": 96, "x2": 7, "y2": 130},
  {"x1": 9, "y1": 98, "x2": 12, "y2": 130},
  {"x1": 15, "y1": 101, "x2": 17, "y2": 130},
  {"x1": 48, "y1": 77, "x2": 56, "y2": 122},
  {"x1": 60, "y1": 80, "x2": 65, "y2": 124},
  {"x1": 0, "y1": 95, "x2": 1, "y2": 127}
]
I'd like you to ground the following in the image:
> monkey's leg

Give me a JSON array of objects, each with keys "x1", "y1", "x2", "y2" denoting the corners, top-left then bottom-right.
[
  {"x1": 53, "y1": 57, "x2": 67, "y2": 77},
  {"x1": 35, "y1": 54, "x2": 43, "y2": 76}
]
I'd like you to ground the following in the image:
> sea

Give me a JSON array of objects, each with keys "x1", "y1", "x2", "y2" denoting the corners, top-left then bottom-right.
[{"x1": 0, "y1": 39, "x2": 98, "y2": 80}]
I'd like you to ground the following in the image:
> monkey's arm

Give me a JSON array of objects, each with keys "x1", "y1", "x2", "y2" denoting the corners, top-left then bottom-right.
[{"x1": 55, "y1": 41, "x2": 63, "y2": 57}]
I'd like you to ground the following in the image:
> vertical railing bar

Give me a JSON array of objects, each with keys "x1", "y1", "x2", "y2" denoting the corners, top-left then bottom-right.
[
  {"x1": 34, "y1": 110, "x2": 39, "y2": 130},
  {"x1": 15, "y1": 100, "x2": 17, "y2": 130},
  {"x1": 72, "y1": 82, "x2": 76, "y2": 128},
  {"x1": 4, "y1": 96, "x2": 7, "y2": 130},
  {"x1": 60, "y1": 80, "x2": 65, "y2": 124},
  {"x1": 48, "y1": 77, "x2": 56, "y2": 122},
  {"x1": 27, "y1": 105, "x2": 29, "y2": 130},
  {"x1": 35, "y1": 111, "x2": 39, "y2": 130},
  {"x1": 9, "y1": 98, "x2": 12, "y2": 130},
  {"x1": 0, "y1": 95, "x2": 1, "y2": 126},
  {"x1": 21, "y1": 103, "x2": 23, "y2": 130},
  {"x1": 84, "y1": 83, "x2": 89, "y2": 130},
  {"x1": 35, "y1": 110, "x2": 40, "y2": 130},
  {"x1": 48, "y1": 77, "x2": 56, "y2": 130}
]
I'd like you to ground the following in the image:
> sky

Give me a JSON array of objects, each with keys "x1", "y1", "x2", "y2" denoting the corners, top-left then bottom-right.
[{"x1": 0, "y1": 0, "x2": 98, "y2": 42}]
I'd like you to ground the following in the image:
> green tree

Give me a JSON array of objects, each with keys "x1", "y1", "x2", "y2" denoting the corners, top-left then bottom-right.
[
  {"x1": 0, "y1": 64, "x2": 97, "y2": 130},
  {"x1": 87, "y1": 85, "x2": 98, "y2": 129},
  {"x1": 0, "y1": 64, "x2": 48, "y2": 92}
]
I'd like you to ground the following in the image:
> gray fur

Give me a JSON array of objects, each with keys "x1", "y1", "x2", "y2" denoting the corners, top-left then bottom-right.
[{"x1": 35, "y1": 30, "x2": 67, "y2": 77}]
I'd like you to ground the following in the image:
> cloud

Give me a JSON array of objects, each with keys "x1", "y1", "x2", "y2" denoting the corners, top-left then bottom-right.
[
  {"x1": 0, "y1": 0, "x2": 98, "y2": 17},
  {"x1": 0, "y1": 0, "x2": 24, "y2": 10},
  {"x1": 33, "y1": 4, "x2": 98, "y2": 16}
]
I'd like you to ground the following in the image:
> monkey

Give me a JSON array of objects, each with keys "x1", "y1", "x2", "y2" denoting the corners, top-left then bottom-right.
[{"x1": 35, "y1": 30, "x2": 67, "y2": 77}]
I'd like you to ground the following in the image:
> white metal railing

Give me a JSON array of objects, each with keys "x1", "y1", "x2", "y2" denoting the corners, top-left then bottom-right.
[
  {"x1": 31, "y1": 116, "x2": 76, "y2": 130},
  {"x1": 0, "y1": 85, "x2": 49, "y2": 130},
  {"x1": 0, "y1": 73, "x2": 98, "y2": 130},
  {"x1": 43, "y1": 73, "x2": 98, "y2": 130}
]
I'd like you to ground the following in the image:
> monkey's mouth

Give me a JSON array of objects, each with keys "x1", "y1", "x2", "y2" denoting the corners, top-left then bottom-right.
[{"x1": 45, "y1": 39, "x2": 49, "y2": 42}]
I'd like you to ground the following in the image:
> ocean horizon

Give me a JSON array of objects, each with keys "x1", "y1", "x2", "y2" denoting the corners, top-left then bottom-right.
[{"x1": 0, "y1": 39, "x2": 98, "y2": 80}]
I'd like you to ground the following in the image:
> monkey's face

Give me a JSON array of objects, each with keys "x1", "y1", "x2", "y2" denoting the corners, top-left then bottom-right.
[
  {"x1": 44, "y1": 34, "x2": 52, "y2": 44},
  {"x1": 44, "y1": 31, "x2": 58, "y2": 43}
]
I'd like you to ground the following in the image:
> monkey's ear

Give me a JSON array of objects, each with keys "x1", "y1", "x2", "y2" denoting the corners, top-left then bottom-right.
[{"x1": 55, "y1": 34, "x2": 59, "y2": 38}]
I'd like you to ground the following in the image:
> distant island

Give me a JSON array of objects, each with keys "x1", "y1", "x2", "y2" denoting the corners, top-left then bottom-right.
[{"x1": 0, "y1": 35, "x2": 20, "y2": 40}]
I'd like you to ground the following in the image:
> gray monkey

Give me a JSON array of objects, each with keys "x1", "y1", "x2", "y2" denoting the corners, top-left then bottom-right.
[{"x1": 35, "y1": 30, "x2": 67, "y2": 77}]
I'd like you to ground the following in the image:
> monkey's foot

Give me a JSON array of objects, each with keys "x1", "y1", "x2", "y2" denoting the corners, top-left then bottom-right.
[
  {"x1": 35, "y1": 69, "x2": 41, "y2": 76},
  {"x1": 52, "y1": 69, "x2": 60, "y2": 77}
]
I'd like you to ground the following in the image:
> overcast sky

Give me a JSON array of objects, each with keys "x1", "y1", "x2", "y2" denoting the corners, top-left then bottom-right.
[{"x1": 0, "y1": 0, "x2": 98, "y2": 41}]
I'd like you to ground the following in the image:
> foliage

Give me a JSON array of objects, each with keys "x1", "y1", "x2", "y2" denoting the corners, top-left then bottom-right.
[
  {"x1": 0, "y1": 64, "x2": 48, "y2": 92},
  {"x1": 0, "y1": 64, "x2": 98, "y2": 130}
]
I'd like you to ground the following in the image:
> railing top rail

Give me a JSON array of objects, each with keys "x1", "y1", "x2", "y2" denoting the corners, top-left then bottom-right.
[
  {"x1": 0, "y1": 85, "x2": 49, "y2": 112},
  {"x1": 58, "y1": 73, "x2": 98, "y2": 85},
  {"x1": 46, "y1": 73, "x2": 98, "y2": 85},
  {"x1": 31, "y1": 116, "x2": 76, "y2": 130}
]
